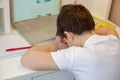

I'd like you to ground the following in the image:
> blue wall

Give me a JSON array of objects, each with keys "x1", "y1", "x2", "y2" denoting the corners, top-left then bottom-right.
[{"x1": 13, "y1": 0, "x2": 60, "y2": 22}]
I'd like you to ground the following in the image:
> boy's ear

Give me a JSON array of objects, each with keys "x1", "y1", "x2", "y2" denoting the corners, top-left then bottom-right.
[{"x1": 64, "y1": 31, "x2": 74, "y2": 41}]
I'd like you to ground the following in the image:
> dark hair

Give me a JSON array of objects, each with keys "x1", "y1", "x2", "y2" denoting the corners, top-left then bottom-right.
[{"x1": 56, "y1": 4, "x2": 95, "y2": 38}]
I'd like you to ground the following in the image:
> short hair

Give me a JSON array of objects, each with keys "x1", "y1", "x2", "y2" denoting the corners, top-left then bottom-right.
[{"x1": 56, "y1": 4, "x2": 95, "y2": 38}]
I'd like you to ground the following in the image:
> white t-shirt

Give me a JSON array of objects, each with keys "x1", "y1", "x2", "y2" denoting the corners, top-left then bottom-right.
[{"x1": 51, "y1": 35, "x2": 120, "y2": 80}]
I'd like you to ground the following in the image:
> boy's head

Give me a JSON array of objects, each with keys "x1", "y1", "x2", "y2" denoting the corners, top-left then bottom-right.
[{"x1": 56, "y1": 4, "x2": 95, "y2": 38}]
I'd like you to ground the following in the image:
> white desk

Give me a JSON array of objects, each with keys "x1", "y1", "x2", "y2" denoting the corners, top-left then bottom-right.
[{"x1": 0, "y1": 56, "x2": 54, "y2": 80}]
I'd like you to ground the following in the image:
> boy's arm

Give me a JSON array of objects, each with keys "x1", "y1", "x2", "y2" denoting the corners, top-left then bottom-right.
[
  {"x1": 21, "y1": 36, "x2": 68, "y2": 70},
  {"x1": 95, "y1": 26, "x2": 119, "y2": 38}
]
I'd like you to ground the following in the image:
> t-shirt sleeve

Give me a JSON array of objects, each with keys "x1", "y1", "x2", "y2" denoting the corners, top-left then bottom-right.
[{"x1": 51, "y1": 47, "x2": 74, "y2": 70}]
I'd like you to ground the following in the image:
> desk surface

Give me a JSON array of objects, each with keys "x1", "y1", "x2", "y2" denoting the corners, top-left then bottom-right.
[
  {"x1": 0, "y1": 56, "x2": 56, "y2": 80},
  {"x1": 0, "y1": 56, "x2": 32, "y2": 79}
]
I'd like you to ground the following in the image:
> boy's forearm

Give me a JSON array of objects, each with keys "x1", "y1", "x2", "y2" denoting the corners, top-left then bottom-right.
[
  {"x1": 30, "y1": 42, "x2": 58, "y2": 52},
  {"x1": 25, "y1": 36, "x2": 68, "y2": 54}
]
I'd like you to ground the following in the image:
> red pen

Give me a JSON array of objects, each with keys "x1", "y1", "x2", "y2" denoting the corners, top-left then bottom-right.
[{"x1": 6, "y1": 46, "x2": 32, "y2": 52}]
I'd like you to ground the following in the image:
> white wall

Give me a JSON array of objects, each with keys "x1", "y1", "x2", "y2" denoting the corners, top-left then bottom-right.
[
  {"x1": 61, "y1": 0, "x2": 112, "y2": 20},
  {"x1": 61, "y1": 0, "x2": 75, "y2": 6}
]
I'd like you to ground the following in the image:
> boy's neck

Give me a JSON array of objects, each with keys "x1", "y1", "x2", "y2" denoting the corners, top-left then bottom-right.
[{"x1": 73, "y1": 31, "x2": 95, "y2": 47}]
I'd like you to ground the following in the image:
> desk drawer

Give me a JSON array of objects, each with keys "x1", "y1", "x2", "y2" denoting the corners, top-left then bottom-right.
[{"x1": 32, "y1": 71, "x2": 75, "y2": 80}]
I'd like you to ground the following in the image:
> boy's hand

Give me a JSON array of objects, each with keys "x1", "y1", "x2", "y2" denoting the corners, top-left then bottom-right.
[
  {"x1": 53, "y1": 36, "x2": 68, "y2": 50},
  {"x1": 95, "y1": 26, "x2": 119, "y2": 38}
]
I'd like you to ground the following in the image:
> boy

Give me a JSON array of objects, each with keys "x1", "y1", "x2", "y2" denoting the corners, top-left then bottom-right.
[{"x1": 21, "y1": 4, "x2": 120, "y2": 80}]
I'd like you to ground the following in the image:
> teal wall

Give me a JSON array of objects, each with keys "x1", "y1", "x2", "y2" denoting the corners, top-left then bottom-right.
[
  {"x1": 13, "y1": 0, "x2": 60, "y2": 22},
  {"x1": 0, "y1": 0, "x2": 2, "y2": 3},
  {"x1": 0, "y1": 0, "x2": 2, "y2": 5}
]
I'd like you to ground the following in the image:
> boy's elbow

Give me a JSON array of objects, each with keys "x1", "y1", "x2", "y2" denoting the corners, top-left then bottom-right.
[
  {"x1": 21, "y1": 54, "x2": 35, "y2": 70},
  {"x1": 21, "y1": 55, "x2": 29, "y2": 69}
]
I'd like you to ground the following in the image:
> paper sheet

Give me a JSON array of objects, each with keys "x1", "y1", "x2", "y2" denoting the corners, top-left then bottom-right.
[{"x1": 0, "y1": 33, "x2": 30, "y2": 60}]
